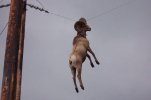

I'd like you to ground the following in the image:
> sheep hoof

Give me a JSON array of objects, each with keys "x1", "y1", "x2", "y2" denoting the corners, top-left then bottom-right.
[
  {"x1": 80, "y1": 85, "x2": 84, "y2": 90},
  {"x1": 91, "y1": 63, "x2": 95, "y2": 68},
  {"x1": 96, "y1": 60, "x2": 100, "y2": 65},
  {"x1": 75, "y1": 88, "x2": 79, "y2": 93}
]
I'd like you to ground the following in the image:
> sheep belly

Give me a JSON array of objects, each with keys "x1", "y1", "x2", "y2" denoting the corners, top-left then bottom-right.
[{"x1": 75, "y1": 45, "x2": 87, "y2": 54}]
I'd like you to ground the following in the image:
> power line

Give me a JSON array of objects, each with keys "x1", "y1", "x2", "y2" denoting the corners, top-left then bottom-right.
[
  {"x1": 0, "y1": 3, "x2": 48, "y2": 13},
  {"x1": 27, "y1": 3, "x2": 76, "y2": 21},
  {"x1": 34, "y1": 0, "x2": 76, "y2": 21},
  {"x1": 46, "y1": 0, "x2": 137, "y2": 21},
  {"x1": 0, "y1": 0, "x2": 137, "y2": 22},
  {"x1": 33, "y1": 0, "x2": 76, "y2": 21},
  {"x1": 0, "y1": 3, "x2": 10, "y2": 8},
  {"x1": 27, "y1": 3, "x2": 49, "y2": 13},
  {"x1": 0, "y1": 22, "x2": 8, "y2": 37},
  {"x1": 48, "y1": 12, "x2": 76, "y2": 21},
  {"x1": 87, "y1": 0, "x2": 137, "y2": 21},
  {"x1": 0, "y1": 3, "x2": 74, "y2": 22}
]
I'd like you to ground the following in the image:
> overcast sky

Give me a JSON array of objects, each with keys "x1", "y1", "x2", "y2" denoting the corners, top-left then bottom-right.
[{"x1": 0, "y1": 0, "x2": 151, "y2": 100}]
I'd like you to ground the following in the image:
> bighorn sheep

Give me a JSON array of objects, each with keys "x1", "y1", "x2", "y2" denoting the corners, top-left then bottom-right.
[{"x1": 69, "y1": 18, "x2": 100, "y2": 93}]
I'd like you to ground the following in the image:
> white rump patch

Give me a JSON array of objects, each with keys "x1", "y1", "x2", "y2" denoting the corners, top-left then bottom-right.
[{"x1": 69, "y1": 55, "x2": 77, "y2": 67}]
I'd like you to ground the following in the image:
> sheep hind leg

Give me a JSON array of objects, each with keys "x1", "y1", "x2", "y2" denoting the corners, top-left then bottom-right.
[
  {"x1": 71, "y1": 67, "x2": 79, "y2": 93},
  {"x1": 77, "y1": 66, "x2": 84, "y2": 90}
]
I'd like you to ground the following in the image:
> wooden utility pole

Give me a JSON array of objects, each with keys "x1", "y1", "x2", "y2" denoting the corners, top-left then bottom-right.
[
  {"x1": 15, "y1": 0, "x2": 26, "y2": 100},
  {"x1": 1, "y1": 0, "x2": 26, "y2": 100}
]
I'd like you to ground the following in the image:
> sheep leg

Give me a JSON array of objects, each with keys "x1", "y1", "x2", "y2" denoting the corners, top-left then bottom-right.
[
  {"x1": 88, "y1": 47, "x2": 100, "y2": 65},
  {"x1": 77, "y1": 65, "x2": 84, "y2": 90},
  {"x1": 87, "y1": 53, "x2": 94, "y2": 68},
  {"x1": 71, "y1": 67, "x2": 79, "y2": 93}
]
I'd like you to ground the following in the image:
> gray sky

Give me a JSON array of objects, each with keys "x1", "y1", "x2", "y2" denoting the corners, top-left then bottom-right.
[{"x1": 0, "y1": 0, "x2": 151, "y2": 100}]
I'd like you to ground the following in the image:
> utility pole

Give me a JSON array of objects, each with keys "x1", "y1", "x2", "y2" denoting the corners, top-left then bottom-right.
[
  {"x1": 15, "y1": 0, "x2": 26, "y2": 100},
  {"x1": 1, "y1": 0, "x2": 26, "y2": 100}
]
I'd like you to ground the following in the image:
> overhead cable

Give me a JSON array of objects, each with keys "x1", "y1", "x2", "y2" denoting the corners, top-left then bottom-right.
[{"x1": 0, "y1": 22, "x2": 8, "y2": 37}]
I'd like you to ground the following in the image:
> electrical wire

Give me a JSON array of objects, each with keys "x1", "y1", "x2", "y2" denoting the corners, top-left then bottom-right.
[
  {"x1": 27, "y1": 3, "x2": 49, "y2": 13},
  {"x1": 0, "y1": 0, "x2": 138, "y2": 22},
  {"x1": 0, "y1": 22, "x2": 8, "y2": 37},
  {"x1": 27, "y1": 3, "x2": 76, "y2": 21},
  {"x1": 34, "y1": 0, "x2": 76, "y2": 21},
  {"x1": 88, "y1": 0, "x2": 137, "y2": 21},
  {"x1": 48, "y1": 12, "x2": 76, "y2": 21},
  {"x1": 26, "y1": 0, "x2": 138, "y2": 22},
  {"x1": 0, "y1": 3, "x2": 10, "y2": 8}
]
